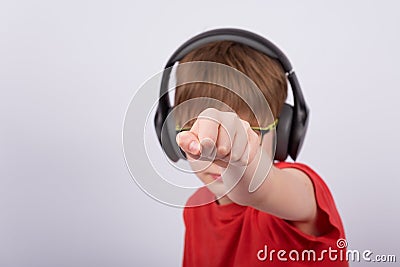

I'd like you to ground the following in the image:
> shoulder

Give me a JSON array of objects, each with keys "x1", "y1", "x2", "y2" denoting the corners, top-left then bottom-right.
[
  {"x1": 274, "y1": 161, "x2": 346, "y2": 242},
  {"x1": 274, "y1": 161, "x2": 331, "y2": 191},
  {"x1": 275, "y1": 161, "x2": 321, "y2": 177},
  {"x1": 185, "y1": 186, "x2": 216, "y2": 208},
  {"x1": 183, "y1": 187, "x2": 215, "y2": 223}
]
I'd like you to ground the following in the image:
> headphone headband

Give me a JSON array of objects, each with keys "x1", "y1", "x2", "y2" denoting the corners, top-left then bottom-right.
[{"x1": 165, "y1": 28, "x2": 292, "y2": 71}]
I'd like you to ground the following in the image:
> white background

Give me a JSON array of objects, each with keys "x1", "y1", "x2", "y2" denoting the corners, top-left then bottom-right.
[{"x1": 1, "y1": 0, "x2": 399, "y2": 266}]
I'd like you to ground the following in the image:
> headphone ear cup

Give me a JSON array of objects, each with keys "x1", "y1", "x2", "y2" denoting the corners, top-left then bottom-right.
[
  {"x1": 275, "y1": 103, "x2": 293, "y2": 161},
  {"x1": 288, "y1": 107, "x2": 309, "y2": 161},
  {"x1": 154, "y1": 107, "x2": 164, "y2": 143},
  {"x1": 157, "y1": 107, "x2": 182, "y2": 162}
]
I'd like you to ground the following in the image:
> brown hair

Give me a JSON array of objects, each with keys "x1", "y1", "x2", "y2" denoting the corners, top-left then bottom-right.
[{"x1": 174, "y1": 41, "x2": 287, "y2": 128}]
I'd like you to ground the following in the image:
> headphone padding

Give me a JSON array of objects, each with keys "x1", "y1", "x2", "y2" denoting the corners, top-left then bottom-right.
[
  {"x1": 275, "y1": 104, "x2": 293, "y2": 161},
  {"x1": 288, "y1": 108, "x2": 309, "y2": 161},
  {"x1": 157, "y1": 107, "x2": 181, "y2": 162}
]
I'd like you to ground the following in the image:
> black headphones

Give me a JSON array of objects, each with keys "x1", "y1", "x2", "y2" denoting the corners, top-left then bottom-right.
[{"x1": 154, "y1": 28, "x2": 309, "y2": 162}]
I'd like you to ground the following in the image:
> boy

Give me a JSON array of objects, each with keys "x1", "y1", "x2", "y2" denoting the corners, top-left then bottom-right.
[{"x1": 173, "y1": 40, "x2": 347, "y2": 266}]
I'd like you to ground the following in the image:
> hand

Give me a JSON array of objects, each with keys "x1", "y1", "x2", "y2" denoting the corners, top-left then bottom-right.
[{"x1": 176, "y1": 108, "x2": 261, "y2": 166}]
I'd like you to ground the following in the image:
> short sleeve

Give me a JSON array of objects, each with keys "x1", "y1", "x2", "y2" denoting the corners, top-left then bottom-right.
[{"x1": 255, "y1": 162, "x2": 346, "y2": 246}]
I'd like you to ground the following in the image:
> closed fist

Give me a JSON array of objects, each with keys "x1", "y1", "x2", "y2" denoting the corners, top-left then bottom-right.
[{"x1": 176, "y1": 108, "x2": 260, "y2": 166}]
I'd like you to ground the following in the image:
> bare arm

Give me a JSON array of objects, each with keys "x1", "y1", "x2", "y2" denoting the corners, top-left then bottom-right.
[{"x1": 225, "y1": 154, "x2": 323, "y2": 236}]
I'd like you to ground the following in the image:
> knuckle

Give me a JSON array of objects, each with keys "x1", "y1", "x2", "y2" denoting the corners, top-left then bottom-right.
[
  {"x1": 248, "y1": 128, "x2": 257, "y2": 138},
  {"x1": 198, "y1": 108, "x2": 220, "y2": 124},
  {"x1": 230, "y1": 152, "x2": 241, "y2": 162},
  {"x1": 239, "y1": 157, "x2": 249, "y2": 166},
  {"x1": 217, "y1": 146, "x2": 230, "y2": 156},
  {"x1": 242, "y1": 120, "x2": 250, "y2": 129},
  {"x1": 201, "y1": 107, "x2": 217, "y2": 116},
  {"x1": 249, "y1": 130, "x2": 260, "y2": 144},
  {"x1": 227, "y1": 111, "x2": 238, "y2": 119}
]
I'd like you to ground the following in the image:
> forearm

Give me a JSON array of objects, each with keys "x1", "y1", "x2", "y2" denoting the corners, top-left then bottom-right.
[{"x1": 224, "y1": 150, "x2": 317, "y2": 222}]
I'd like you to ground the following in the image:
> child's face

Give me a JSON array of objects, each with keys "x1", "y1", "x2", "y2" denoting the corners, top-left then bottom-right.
[
  {"x1": 185, "y1": 130, "x2": 265, "y2": 201},
  {"x1": 186, "y1": 155, "x2": 228, "y2": 200}
]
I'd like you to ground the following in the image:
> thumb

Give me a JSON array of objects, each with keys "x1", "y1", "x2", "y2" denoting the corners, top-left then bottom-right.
[{"x1": 176, "y1": 131, "x2": 201, "y2": 156}]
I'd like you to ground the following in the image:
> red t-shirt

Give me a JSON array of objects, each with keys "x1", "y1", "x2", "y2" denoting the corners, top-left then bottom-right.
[{"x1": 182, "y1": 162, "x2": 348, "y2": 267}]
